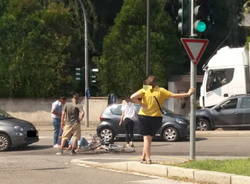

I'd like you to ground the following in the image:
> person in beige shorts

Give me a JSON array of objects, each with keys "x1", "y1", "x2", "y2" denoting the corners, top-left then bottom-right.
[{"x1": 56, "y1": 93, "x2": 84, "y2": 155}]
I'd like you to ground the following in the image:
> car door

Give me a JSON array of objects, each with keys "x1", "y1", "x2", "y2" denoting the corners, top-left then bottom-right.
[
  {"x1": 212, "y1": 98, "x2": 239, "y2": 127},
  {"x1": 133, "y1": 104, "x2": 141, "y2": 135},
  {"x1": 110, "y1": 104, "x2": 124, "y2": 134},
  {"x1": 238, "y1": 97, "x2": 250, "y2": 126}
]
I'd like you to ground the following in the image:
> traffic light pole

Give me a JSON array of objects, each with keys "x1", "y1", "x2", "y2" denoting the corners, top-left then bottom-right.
[
  {"x1": 146, "y1": 0, "x2": 150, "y2": 76},
  {"x1": 78, "y1": 0, "x2": 89, "y2": 128},
  {"x1": 190, "y1": 0, "x2": 196, "y2": 160}
]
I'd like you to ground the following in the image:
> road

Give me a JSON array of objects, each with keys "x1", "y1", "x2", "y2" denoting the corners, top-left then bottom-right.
[
  {"x1": 1, "y1": 130, "x2": 250, "y2": 184},
  {"x1": 1, "y1": 154, "x2": 198, "y2": 184},
  {"x1": 6, "y1": 131, "x2": 250, "y2": 157},
  {"x1": 0, "y1": 135, "x2": 195, "y2": 184}
]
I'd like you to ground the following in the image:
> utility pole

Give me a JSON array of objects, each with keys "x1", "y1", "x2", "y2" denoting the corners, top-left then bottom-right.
[
  {"x1": 190, "y1": 0, "x2": 196, "y2": 160},
  {"x1": 78, "y1": 0, "x2": 89, "y2": 127},
  {"x1": 146, "y1": 0, "x2": 150, "y2": 76}
]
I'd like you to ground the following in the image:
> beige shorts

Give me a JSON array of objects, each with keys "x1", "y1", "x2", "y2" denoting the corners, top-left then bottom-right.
[{"x1": 62, "y1": 123, "x2": 81, "y2": 141}]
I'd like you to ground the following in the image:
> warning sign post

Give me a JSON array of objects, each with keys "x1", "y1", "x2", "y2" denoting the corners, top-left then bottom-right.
[{"x1": 180, "y1": 37, "x2": 208, "y2": 160}]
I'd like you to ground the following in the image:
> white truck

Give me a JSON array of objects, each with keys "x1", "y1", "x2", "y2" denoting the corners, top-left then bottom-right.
[{"x1": 199, "y1": 46, "x2": 250, "y2": 108}]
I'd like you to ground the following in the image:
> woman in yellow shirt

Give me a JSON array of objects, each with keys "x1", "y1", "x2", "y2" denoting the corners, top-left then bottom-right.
[{"x1": 130, "y1": 75, "x2": 195, "y2": 164}]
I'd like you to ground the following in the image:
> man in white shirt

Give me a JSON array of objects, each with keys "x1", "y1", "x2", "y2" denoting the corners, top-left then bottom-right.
[{"x1": 51, "y1": 97, "x2": 66, "y2": 148}]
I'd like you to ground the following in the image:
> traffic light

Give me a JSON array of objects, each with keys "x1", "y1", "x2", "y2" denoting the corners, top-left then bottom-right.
[
  {"x1": 193, "y1": 0, "x2": 210, "y2": 35},
  {"x1": 75, "y1": 67, "x2": 83, "y2": 81},
  {"x1": 90, "y1": 68, "x2": 99, "y2": 83},
  {"x1": 177, "y1": 0, "x2": 191, "y2": 35}
]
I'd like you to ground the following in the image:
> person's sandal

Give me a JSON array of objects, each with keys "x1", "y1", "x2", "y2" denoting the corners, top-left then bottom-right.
[
  {"x1": 140, "y1": 158, "x2": 146, "y2": 163},
  {"x1": 140, "y1": 159, "x2": 152, "y2": 164},
  {"x1": 145, "y1": 159, "x2": 152, "y2": 164}
]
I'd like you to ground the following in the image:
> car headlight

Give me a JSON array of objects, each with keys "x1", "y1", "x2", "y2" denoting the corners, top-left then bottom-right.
[
  {"x1": 176, "y1": 118, "x2": 187, "y2": 124},
  {"x1": 14, "y1": 126, "x2": 24, "y2": 132}
]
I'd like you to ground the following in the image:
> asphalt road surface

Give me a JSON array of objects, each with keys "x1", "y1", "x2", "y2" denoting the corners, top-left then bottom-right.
[
  {"x1": 5, "y1": 131, "x2": 250, "y2": 157},
  {"x1": 1, "y1": 154, "x2": 198, "y2": 184},
  {"x1": 0, "y1": 132, "x2": 197, "y2": 184},
  {"x1": 1, "y1": 131, "x2": 250, "y2": 184}
]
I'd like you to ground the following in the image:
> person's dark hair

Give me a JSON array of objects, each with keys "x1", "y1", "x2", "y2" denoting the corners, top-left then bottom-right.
[
  {"x1": 60, "y1": 97, "x2": 66, "y2": 101},
  {"x1": 122, "y1": 97, "x2": 131, "y2": 102},
  {"x1": 72, "y1": 93, "x2": 80, "y2": 99},
  {"x1": 144, "y1": 75, "x2": 156, "y2": 87}
]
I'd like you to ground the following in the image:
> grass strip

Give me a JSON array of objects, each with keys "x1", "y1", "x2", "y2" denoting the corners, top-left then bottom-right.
[{"x1": 178, "y1": 158, "x2": 250, "y2": 176}]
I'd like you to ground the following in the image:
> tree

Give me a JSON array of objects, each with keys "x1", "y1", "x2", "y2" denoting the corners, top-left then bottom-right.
[
  {"x1": 96, "y1": 0, "x2": 186, "y2": 97},
  {"x1": 0, "y1": 0, "x2": 79, "y2": 97}
]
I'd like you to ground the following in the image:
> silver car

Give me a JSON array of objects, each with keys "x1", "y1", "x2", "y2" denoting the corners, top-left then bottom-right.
[
  {"x1": 0, "y1": 109, "x2": 39, "y2": 151},
  {"x1": 97, "y1": 104, "x2": 189, "y2": 143}
]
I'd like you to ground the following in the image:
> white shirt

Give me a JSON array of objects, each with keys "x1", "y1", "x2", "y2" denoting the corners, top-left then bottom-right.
[
  {"x1": 121, "y1": 102, "x2": 137, "y2": 121},
  {"x1": 51, "y1": 100, "x2": 63, "y2": 119}
]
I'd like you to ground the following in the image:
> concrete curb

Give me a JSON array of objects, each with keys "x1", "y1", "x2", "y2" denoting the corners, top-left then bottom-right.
[{"x1": 71, "y1": 159, "x2": 250, "y2": 184}]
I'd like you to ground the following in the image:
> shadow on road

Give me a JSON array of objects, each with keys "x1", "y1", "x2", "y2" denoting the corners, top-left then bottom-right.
[
  {"x1": 195, "y1": 137, "x2": 207, "y2": 141},
  {"x1": 10, "y1": 145, "x2": 51, "y2": 152}
]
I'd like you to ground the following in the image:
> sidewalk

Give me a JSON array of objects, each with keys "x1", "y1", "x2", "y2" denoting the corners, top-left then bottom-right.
[{"x1": 71, "y1": 156, "x2": 250, "y2": 184}]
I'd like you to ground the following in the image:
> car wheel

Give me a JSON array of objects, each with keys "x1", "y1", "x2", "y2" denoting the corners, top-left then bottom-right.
[
  {"x1": 196, "y1": 118, "x2": 210, "y2": 131},
  {"x1": 162, "y1": 127, "x2": 179, "y2": 142},
  {"x1": 0, "y1": 133, "x2": 11, "y2": 151},
  {"x1": 98, "y1": 127, "x2": 114, "y2": 143}
]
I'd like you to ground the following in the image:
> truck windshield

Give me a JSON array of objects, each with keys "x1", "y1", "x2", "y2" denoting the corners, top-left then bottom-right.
[{"x1": 206, "y1": 68, "x2": 234, "y2": 92}]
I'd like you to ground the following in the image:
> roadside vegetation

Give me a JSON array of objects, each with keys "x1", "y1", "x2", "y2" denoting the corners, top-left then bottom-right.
[
  {"x1": 0, "y1": 0, "x2": 249, "y2": 97},
  {"x1": 178, "y1": 158, "x2": 250, "y2": 176}
]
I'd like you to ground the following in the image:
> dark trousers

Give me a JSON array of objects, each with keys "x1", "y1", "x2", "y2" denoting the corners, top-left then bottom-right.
[{"x1": 124, "y1": 118, "x2": 134, "y2": 143}]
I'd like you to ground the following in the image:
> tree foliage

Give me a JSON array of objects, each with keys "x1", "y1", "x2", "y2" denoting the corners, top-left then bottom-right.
[
  {"x1": 96, "y1": 0, "x2": 186, "y2": 97},
  {"x1": 0, "y1": 0, "x2": 79, "y2": 97},
  {"x1": 0, "y1": 0, "x2": 249, "y2": 98}
]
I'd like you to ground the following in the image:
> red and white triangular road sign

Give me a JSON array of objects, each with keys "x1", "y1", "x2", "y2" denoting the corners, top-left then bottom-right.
[{"x1": 181, "y1": 38, "x2": 209, "y2": 65}]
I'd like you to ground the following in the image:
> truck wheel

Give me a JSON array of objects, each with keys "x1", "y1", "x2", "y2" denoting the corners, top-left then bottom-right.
[
  {"x1": 196, "y1": 118, "x2": 210, "y2": 131},
  {"x1": 0, "y1": 133, "x2": 11, "y2": 151}
]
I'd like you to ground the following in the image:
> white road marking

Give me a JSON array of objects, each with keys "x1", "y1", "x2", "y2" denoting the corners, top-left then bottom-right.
[{"x1": 39, "y1": 136, "x2": 51, "y2": 139}]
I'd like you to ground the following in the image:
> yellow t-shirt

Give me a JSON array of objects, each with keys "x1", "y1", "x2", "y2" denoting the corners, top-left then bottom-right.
[{"x1": 137, "y1": 86, "x2": 174, "y2": 117}]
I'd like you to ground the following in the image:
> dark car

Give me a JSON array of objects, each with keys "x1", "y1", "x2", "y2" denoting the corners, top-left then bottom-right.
[
  {"x1": 97, "y1": 104, "x2": 189, "y2": 142},
  {"x1": 0, "y1": 109, "x2": 39, "y2": 151},
  {"x1": 196, "y1": 94, "x2": 250, "y2": 131}
]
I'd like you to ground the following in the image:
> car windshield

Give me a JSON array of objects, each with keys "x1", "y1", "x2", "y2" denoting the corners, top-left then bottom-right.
[
  {"x1": 0, "y1": 109, "x2": 13, "y2": 119},
  {"x1": 161, "y1": 108, "x2": 175, "y2": 115},
  {"x1": 111, "y1": 104, "x2": 174, "y2": 116},
  {"x1": 110, "y1": 104, "x2": 122, "y2": 115}
]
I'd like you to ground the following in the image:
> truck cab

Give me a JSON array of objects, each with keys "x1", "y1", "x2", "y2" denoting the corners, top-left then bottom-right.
[{"x1": 200, "y1": 46, "x2": 250, "y2": 108}]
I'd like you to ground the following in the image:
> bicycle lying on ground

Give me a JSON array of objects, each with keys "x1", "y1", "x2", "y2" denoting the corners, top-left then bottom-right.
[{"x1": 77, "y1": 134, "x2": 136, "y2": 154}]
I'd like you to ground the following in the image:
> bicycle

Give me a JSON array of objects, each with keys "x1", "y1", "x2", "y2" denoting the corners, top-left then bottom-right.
[{"x1": 77, "y1": 134, "x2": 135, "y2": 154}]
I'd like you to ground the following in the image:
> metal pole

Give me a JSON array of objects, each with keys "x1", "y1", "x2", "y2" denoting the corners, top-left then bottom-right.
[
  {"x1": 78, "y1": 0, "x2": 89, "y2": 127},
  {"x1": 146, "y1": 0, "x2": 150, "y2": 76},
  {"x1": 190, "y1": 0, "x2": 196, "y2": 160}
]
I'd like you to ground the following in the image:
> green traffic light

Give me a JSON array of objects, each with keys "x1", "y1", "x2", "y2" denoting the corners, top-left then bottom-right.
[{"x1": 195, "y1": 20, "x2": 207, "y2": 32}]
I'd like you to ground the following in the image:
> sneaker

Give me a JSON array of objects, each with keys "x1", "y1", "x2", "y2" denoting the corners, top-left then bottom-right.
[
  {"x1": 129, "y1": 141, "x2": 134, "y2": 147},
  {"x1": 126, "y1": 143, "x2": 130, "y2": 148},
  {"x1": 53, "y1": 144, "x2": 60, "y2": 148},
  {"x1": 56, "y1": 149, "x2": 63, "y2": 155},
  {"x1": 70, "y1": 149, "x2": 76, "y2": 155}
]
